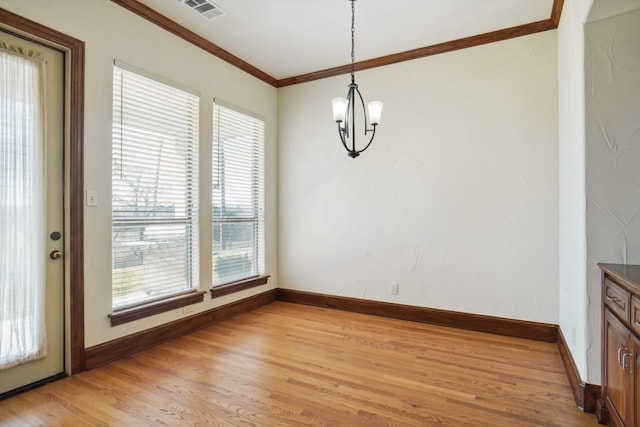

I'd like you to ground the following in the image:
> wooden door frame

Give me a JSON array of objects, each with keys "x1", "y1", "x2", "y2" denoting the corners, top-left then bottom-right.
[{"x1": 0, "y1": 8, "x2": 86, "y2": 374}]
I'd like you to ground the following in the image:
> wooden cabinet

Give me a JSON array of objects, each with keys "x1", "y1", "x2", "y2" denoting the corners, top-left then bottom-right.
[{"x1": 599, "y1": 264, "x2": 640, "y2": 426}]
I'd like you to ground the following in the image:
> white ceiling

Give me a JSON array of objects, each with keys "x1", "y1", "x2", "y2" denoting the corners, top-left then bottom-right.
[{"x1": 137, "y1": 0, "x2": 555, "y2": 80}]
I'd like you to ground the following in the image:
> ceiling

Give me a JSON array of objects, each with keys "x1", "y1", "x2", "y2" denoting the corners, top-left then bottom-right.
[{"x1": 133, "y1": 0, "x2": 557, "y2": 83}]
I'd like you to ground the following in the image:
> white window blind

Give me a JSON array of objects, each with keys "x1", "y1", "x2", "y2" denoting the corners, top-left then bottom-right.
[
  {"x1": 112, "y1": 63, "x2": 199, "y2": 310},
  {"x1": 212, "y1": 102, "x2": 265, "y2": 286}
]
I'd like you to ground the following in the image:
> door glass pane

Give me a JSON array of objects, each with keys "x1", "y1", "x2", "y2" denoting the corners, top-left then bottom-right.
[{"x1": 0, "y1": 48, "x2": 46, "y2": 369}]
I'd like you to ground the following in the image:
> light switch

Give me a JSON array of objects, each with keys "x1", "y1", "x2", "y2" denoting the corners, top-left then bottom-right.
[{"x1": 86, "y1": 188, "x2": 99, "y2": 207}]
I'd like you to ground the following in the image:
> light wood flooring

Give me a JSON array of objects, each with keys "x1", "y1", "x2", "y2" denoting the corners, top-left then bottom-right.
[{"x1": 0, "y1": 301, "x2": 598, "y2": 426}]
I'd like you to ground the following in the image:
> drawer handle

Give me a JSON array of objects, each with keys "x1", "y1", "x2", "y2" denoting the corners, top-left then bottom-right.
[
  {"x1": 618, "y1": 347, "x2": 627, "y2": 364},
  {"x1": 606, "y1": 294, "x2": 625, "y2": 309}
]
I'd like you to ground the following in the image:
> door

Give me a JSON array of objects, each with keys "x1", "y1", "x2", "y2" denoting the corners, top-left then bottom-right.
[
  {"x1": 0, "y1": 30, "x2": 65, "y2": 395},
  {"x1": 604, "y1": 309, "x2": 632, "y2": 427}
]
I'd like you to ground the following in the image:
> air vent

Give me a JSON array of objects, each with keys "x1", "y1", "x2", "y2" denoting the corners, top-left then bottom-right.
[{"x1": 182, "y1": 0, "x2": 227, "y2": 20}]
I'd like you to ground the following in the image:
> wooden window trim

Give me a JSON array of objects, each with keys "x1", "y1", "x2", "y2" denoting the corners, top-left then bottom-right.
[
  {"x1": 109, "y1": 290, "x2": 206, "y2": 326},
  {"x1": 210, "y1": 275, "x2": 269, "y2": 299}
]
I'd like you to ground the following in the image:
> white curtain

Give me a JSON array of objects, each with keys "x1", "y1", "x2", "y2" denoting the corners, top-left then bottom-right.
[{"x1": 0, "y1": 43, "x2": 47, "y2": 369}]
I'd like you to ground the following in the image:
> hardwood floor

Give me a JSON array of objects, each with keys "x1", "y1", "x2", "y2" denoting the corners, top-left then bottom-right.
[{"x1": 1, "y1": 302, "x2": 598, "y2": 426}]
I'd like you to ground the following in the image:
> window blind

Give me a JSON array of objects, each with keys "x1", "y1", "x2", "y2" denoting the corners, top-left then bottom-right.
[
  {"x1": 112, "y1": 64, "x2": 200, "y2": 310},
  {"x1": 212, "y1": 102, "x2": 265, "y2": 286}
]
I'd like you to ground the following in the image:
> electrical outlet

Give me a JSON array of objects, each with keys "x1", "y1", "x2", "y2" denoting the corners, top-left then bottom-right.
[
  {"x1": 390, "y1": 283, "x2": 399, "y2": 295},
  {"x1": 182, "y1": 306, "x2": 194, "y2": 315},
  {"x1": 86, "y1": 188, "x2": 98, "y2": 207}
]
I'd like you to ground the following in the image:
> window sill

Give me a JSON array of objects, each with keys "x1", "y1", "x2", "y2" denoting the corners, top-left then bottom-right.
[
  {"x1": 109, "y1": 290, "x2": 206, "y2": 326},
  {"x1": 210, "y1": 275, "x2": 270, "y2": 299}
]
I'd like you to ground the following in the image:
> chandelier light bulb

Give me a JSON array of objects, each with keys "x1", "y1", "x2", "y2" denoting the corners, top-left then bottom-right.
[
  {"x1": 367, "y1": 101, "x2": 384, "y2": 126},
  {"x1": 332, "y1": 97, "x2": 348, "y2": 122}
]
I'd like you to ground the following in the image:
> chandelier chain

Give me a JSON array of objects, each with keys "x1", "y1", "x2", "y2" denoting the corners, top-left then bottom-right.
[{"x1": 351, "y1": 0, "x2": 355, "y2": 82}]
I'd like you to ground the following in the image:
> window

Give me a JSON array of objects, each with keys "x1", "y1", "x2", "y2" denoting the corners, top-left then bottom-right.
[
  {"x1": 212, "y1": 102, "x2": 265, "y2": 287},
  {"x1": 111, "y1": 62, "x2": 200, "y2": 312}
]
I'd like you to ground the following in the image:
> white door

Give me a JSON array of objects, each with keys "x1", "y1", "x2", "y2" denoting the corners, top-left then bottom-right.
[{"x1": 0, "y1": 30, "x2": 65, "y2": 395}]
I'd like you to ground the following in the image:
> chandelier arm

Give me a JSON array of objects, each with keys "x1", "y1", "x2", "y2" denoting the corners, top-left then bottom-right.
[
  {"x1": 356, "y1": 125, "x2": 377, "y2": 155},
  {"x1": 350, "y1": 86, "x2": 357, "y2": 154},
  {"x1": 353, "y1": 86, "x2": 370, "y2": 130},
  {"x1": 337, "y1": 124, "x2": 350, "y2": 153},
  {"x1": 344, "y1": 84, "x2": 356, "y2": 140}
]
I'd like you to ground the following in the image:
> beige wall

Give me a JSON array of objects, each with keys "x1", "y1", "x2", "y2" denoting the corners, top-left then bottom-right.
[
  {"x1": 2, "y1": 0, "x2": 279, "y2": 347},
  {"x1": 278, "y1": 31, "x2": 559, "y2": 323}
]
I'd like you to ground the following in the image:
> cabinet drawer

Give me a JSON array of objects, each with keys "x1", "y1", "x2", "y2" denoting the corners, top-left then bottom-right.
[
  {"x1": 605, "y1": 278, "x2": 631, "y2": 323},
  {"x1": 632, "y1": 296, "x2": 640, "y2": 337}
]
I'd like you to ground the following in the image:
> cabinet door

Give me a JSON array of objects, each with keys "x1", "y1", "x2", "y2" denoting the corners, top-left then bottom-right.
[
  {"x1": 605, "y1": 309, "x2": 632, "y2": 426},
  {"x1": 634, "y1": 337, "x2": 640, "y2": 427}
]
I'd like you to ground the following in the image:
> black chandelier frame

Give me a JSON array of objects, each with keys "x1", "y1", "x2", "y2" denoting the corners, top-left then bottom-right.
[{"x1": 334, "y1": 0, "x2": 381, "y2": 159}]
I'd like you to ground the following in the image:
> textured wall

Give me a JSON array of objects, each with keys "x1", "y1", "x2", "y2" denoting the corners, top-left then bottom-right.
[
  {"x1": 585, "y1": 9, "x2": 640, "y2": 384},
  {"x1": 589, "y1": 0, "x2": 640, "y2": 22},
  {"x1": 278, "y1": 31, "x2": 559, "y2": 323}
]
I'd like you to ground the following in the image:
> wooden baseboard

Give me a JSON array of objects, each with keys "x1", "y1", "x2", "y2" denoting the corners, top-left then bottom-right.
[
  {"x1": 595, "y1": 398, "x2": 610, "y2": 424},
  {"x1": 556, "y1": 327, "x2": 600, "y2": 413},
  {"x1": 85, "y1": 289, "x2": 276, "y2": 369},
  {"x1": 276, "y1": 289, "x2": 557, "y2": 342}
]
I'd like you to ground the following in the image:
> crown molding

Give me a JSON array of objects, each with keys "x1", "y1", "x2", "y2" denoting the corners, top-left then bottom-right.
[
  {"x1": 112, "y1": 0, "x2": 564, "y2": 88},
  {"x1": 110, "y1": 0, "x2": 279, "y2": 87},
  {"x1": 551, "y1": 0, "x2": 565, "y2": 27},
  {"x1": 278, "y1": 19, "x2": 556, "y2": 87}
]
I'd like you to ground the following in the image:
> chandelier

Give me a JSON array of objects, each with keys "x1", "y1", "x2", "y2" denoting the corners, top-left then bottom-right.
[{"x1": 331, "y1": 0, "x2": 383, "y2": 158}]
